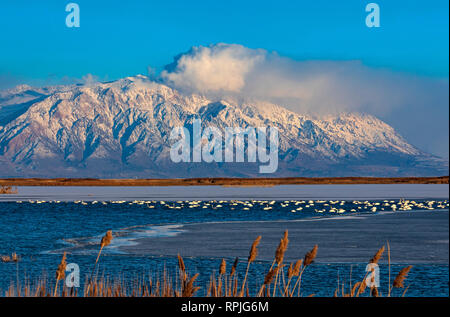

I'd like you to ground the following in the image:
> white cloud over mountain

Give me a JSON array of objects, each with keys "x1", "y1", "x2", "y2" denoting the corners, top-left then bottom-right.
[{"x1": 160, "y1": 43, "x2": 449, "y2": 157}]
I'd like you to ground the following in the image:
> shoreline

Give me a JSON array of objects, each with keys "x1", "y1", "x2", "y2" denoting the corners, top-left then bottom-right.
[{"x1": 0, "y1": 176, "x2": 448, "y2": 187}]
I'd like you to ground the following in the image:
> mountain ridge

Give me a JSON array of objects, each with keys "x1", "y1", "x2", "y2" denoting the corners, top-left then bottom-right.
[{"x1": 0, "y1": 75, "x2": 447, "y2": 177}]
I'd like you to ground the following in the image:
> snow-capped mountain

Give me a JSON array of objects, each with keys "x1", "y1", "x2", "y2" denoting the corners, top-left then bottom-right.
[{"x1": 0, "y1": 76, "x2": 447, "y2": 177}]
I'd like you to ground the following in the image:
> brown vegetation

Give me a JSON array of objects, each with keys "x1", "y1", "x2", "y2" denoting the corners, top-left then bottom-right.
[
  {"x1": 1, "y1": 230, "x2": 413, "y2": 297},
  {"x1": 0, "y1": 176, "x2": 447, "y2": 187},
  {"x1": 1, "y1": 252, "x2": 20, "y2": 263},
  {"x1": 0, "y1": 185, "x2": 18, "y2": 194}
]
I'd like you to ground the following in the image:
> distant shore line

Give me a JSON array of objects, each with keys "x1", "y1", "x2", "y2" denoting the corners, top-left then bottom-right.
[{"x1": 0, "y1": 176, "x2": 448, "y2": 187}]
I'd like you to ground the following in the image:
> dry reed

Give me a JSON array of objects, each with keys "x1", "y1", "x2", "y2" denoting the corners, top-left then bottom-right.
[
  {"x1": 369, "y1": 246, "x2": 385, "y2": 264},
  {"x1": 239, "y1": 236, "x2": 261, "y2": 297},
  {"x1": 54, "y1": 252, "x2": 67, "y2": 296},
  {"x1": 393, "y1": 266, "x2": 413, "y2": 289},
  {"x1": 1, "y1": 253, "x2": 20, "y2": 263},
  {"x1": 1, "y1": 233, "x2": 415, "y2": 298}
]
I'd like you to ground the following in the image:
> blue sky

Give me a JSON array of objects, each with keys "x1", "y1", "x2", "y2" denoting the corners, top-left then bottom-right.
[
  {"x1": 0, "y1": 0, "x2": 448, "y2": 83},
  {"x1": 0, "y1": 0, "x2": 449, "y2": 158}
]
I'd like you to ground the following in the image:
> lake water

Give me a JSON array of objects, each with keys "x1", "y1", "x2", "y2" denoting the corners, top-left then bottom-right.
[{"x1": 0, "y1": 184, "x2": 448, "y2": 297}]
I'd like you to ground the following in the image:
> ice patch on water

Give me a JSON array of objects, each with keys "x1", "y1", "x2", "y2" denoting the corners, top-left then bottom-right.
[{"x1": 43, "y1": 224, "x2": 185, "y2": 255}]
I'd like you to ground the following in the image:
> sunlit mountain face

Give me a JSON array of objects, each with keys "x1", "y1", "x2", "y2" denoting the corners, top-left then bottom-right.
[{"x1": 0, "y1": 76, "x2": 447, "y2": 178}]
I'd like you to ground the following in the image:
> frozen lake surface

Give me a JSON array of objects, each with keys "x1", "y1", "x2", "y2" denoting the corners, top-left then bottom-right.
[
  {"x1": 0, "y1": 184, "x2": 448, "y2": 296},
  {"x1": 121, "y1": 209, "x2": 449, "y2": 264},
  {"x1": 0, "y1": 184, "x2": 448, "y2": 201}
]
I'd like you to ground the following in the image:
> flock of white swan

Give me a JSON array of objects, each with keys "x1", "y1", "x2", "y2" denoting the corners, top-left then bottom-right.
[{"x1": 14, "y1": 199, "x2": 449, "y2": 214}]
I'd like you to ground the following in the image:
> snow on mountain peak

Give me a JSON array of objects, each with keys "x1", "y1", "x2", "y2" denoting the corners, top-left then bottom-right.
[{"x1": 0, "y1": 77, "x2": 447, "y2": 177}]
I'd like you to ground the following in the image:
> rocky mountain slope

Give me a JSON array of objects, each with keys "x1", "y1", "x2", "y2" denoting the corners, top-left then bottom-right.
[{"x1": 0, "y1": 76, "x2": 447, "y2": 177}]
